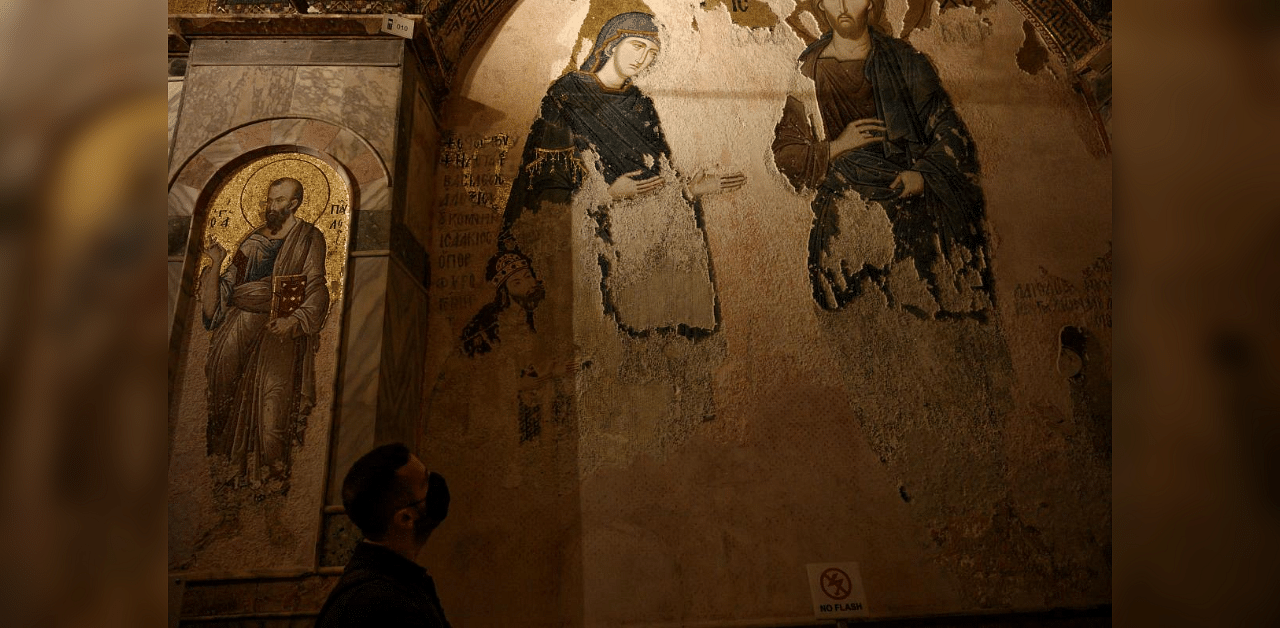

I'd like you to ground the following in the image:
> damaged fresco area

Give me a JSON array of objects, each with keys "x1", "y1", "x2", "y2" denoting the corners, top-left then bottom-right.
[
  {"x1": 772, "y1": 0, "x2": 995, "y2": 320},
  {"x1": 419, "y1": 0, "x2": 1111, "y2": 622},
  {"x1": 500, "y1": 11, "x2": 745, "y2": 337},
  {"x1": 769, "y1": 0, "x2": 1110, "y2": 609},
  {"x1": 430, "y1": 7, "x2": 752, "y2": 465}
]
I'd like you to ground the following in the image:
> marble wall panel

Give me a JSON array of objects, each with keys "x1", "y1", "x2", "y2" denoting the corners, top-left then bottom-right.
[
  {"x1": 297, "y1": 119, "x2": 343, "y2": 156},
  {"x1": 168, "y1": 182, "x2": 199, "y2": 217},
  {"x1": 180, "y1": 576, "x2": 342, "y2": 622},
  {"x1": 346, "y1": 145, "x2": 385, "y2": 188},
  {"x1": 168, "y1": 216, "x2": 192, "y2": 256},
  {"x1": 389, "y1": 223, "x2": 429, "y2": 291},
  {"x1": 250, "y1": 579, "x2": 304, "y2": 614},
  {"x1": 182, "y1": 581, "x2": 257, "y2": 617},
  {"x1": 196, "y1": 133, "x2": 244, "y2": 172},
  {"x1": 191, "y1": 39, "x2": 403, "y2": 67},
  {"x1": 168, "y1": 576, "x2": 184, "y2": 627},
  {"x1": 324, "y1": 128, "x2": 365, "y2": 172},
  {"x1": 233, "y1": 121, "x2": 275, "y2": 155},
  {"x1": 170, "y1": 64, "x2": 248, "y2": 170},
  {"x1": 168, "y1": 260, "x2": 185, "y2": 329},
  {"x1": 326, "y1": 255, "x2": 388, "y2": 505},
  {"x1": 404, "y1": 89, "x2": 438, "y2": 254},
  {"x1": 269, "y1": 118, "x2": 308, "y2": 146},
  {"x1": 243, "y1": 65, "x2": 297, "y2": 121},
  {"x1": 357, "y1": 176, "x2": 390, "y2": 214},
  {"x1": 169, "y1": 41, "x2": 403, "y2": 184},
  {"x1": 168, "y1": 80, "x2": 184, "y2": 157},
  {"x1": 375, "y1": 258, "x2": 428, "y2": 446},
  {"x1": 169, "y1": 65, "x2": 296, "y2": 171},
  {"x1": 295, "y1": 574, "x2": 339, "y2": 611},
  {"x1": 176, "y1": 155, "x2": 216, "y2": 193},
  {"x1": 339, "y1": 67, "x2": 400, "y2": 166},
  {"x1": 351, "y1": 210, "x2": 392, "y2": 251},
  {"x1": 291, "y1": 67, "x2": 346, "y2": 128}
]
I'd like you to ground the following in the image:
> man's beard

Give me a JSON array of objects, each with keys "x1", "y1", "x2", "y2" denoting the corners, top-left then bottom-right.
[
  {"x1": 510, "y1": 284, "x2": 545, "y2": 312},
  {"x1": 832, "y1": 12, "x2": 868, "y2": 39},
  {"x1": 265, "y1": 209, "x2": 287, "y2": 234}
]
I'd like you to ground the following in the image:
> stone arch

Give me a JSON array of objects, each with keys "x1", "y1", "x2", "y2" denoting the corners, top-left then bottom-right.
[{"x1": 168, "y1": 117, "x2": 390, "y2": 220}]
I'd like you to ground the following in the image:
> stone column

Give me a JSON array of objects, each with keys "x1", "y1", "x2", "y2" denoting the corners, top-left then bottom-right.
[{"x1": 166, "y1": 22, "x2": 440, "y2": 624}]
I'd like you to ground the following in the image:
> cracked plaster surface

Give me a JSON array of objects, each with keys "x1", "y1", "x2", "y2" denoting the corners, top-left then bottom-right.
[{"x1": 418, "y1": 0, "x2": 1110, "y2": 623}]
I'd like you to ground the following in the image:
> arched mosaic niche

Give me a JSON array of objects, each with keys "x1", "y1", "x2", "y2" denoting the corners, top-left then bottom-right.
[
  {"x1": 168, "y1": 117, "x2": 390, "y2": 332},
  {"x1": 166, "y1": 125, "x2": 369, "y2": 575}
]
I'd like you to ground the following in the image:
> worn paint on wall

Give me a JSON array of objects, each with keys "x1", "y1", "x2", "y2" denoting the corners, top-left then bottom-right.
[{"x1": 416, "y1": 0, "x2": 1109, "y2": 623}]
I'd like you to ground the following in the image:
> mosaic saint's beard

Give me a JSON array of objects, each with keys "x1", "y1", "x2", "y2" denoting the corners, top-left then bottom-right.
[{"x1": 265, "y1": 209, "x2": 287, "y2": 233}]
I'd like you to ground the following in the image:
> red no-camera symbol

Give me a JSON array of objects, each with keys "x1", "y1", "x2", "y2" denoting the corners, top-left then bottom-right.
[{"x1": 820, "y1": 568, "x2": 852, "y2": 600}]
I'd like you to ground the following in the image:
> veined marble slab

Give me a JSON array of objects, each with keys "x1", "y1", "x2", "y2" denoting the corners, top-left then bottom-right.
[{"x1": 191, "y1": 39, "x2": 404, "y2": 67}]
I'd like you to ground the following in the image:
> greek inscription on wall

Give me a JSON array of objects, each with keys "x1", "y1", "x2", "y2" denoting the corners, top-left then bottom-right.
[
  {"x1": 1011, "y1": 250, "x2": 1111, "y2": 328},
  {"x1": 433, "y1": 131, "x2": 515, "y2": 314}
]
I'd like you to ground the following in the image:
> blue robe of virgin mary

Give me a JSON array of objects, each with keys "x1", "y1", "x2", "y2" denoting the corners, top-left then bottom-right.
[{"x1": 502, "y1": 12, "x2": 668, "y2": 226}]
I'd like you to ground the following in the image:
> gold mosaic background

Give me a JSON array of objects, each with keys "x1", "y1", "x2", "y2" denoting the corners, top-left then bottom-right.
[{"x1": 199, "y1": 152, "x2": 352, "y2": 307}]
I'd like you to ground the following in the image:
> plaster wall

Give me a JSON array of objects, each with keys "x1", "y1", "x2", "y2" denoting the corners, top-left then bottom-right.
[{"x1": 419, "y1": 0, "x2": 1109, "y2": 625}]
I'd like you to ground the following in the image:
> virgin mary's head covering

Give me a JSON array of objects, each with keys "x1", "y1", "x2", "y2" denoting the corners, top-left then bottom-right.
[{"x1": 579, "y1": 12, "x2": 661, "y2": 73}]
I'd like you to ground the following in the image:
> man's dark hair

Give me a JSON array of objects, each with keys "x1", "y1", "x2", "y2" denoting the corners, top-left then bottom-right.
[
  {"x1": 270, "y1": 177, "x2": 305, "y2": 205},
  {"x1": 341, "y1": 442, "x2": 414, "y2": 541}
]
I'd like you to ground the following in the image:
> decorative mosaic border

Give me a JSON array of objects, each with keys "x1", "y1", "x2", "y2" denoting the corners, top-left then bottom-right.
[{"x1": 1008, "y1": 0, "x2": 1107, "y2": 70}]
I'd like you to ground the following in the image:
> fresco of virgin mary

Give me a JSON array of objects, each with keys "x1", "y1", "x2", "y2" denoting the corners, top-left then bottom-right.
[{"x1": 495, "y1": 11, "x2": 745, "y2": 338}]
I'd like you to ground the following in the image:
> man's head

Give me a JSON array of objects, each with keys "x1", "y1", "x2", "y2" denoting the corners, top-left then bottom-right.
[
  {"x1": 265, "y1": 177, "x2": 304, "y2": 233},
  {"x1": 486, "y1": 251, "x2": 545, "y2": 312},
  {"x1": 341, "y1": 443, "x2": 450, "y2": 548},
  {"x1": 505, "y1": 267, "x2": 545, "y2": 311},
  {"x1": 816, "y1": 0, "x2": 877, "y2": 40}
]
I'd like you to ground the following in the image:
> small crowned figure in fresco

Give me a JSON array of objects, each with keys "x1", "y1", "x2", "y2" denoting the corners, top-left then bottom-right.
[
  {"x1": 459, "y1": 250, "x2": 576, "y2": 441},
  {"x1": 498, "y1": 11, "x2": 747, "y2": 337},
  {"x1": 773, "y1": 0, "x2": 994, "y2": 320},
  {"x1": 461, "y1": 250, "x2": 546, "y2": 358},
  {"x1": 200, "y1": 177, "x2": 329, "y2": 496}
]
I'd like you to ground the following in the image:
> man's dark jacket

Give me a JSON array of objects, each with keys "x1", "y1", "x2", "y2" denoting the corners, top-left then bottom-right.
[{"x1": 315, "y1": 542, "x2": 450, "y2": 628}]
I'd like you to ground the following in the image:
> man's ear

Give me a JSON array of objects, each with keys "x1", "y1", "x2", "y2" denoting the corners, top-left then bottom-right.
[{"x1": 392, "y1": 506, "x2": 414, "y2": 529}]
